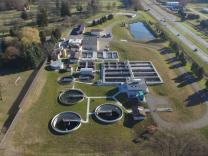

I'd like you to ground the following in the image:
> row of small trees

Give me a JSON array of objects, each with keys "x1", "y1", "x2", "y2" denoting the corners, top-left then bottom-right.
[
  {"x1": 91, "y1": 14, "x2": 114, "y2": 26},
  {"x1": 169, "y1": 40, "x2": 208, "y2": 89},
  {"x1": 169, "y1": 41, "x2": 187, "y2": 66}
]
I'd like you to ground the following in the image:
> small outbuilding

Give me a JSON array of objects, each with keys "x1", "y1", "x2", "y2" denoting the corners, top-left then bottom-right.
[
  {"x1": 71, "y1": 24, "x2": 85, "y2": 35},
  {"x1": 50, "y1": 60, "x2": 64, "y2": 70},
  {"x1": 91, "y1": 29, "x2": 104, "y2": 36}
]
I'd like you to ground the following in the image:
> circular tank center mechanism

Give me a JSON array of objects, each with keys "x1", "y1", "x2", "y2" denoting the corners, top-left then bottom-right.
[
  {"x1": 51, "y1": 111, "x2": 82, "y2": 134},
  {"x1": 59, "y1": 89, "x2": 85, "y2": 105},
  {"x1": 58, "y1": 76, "x2": 74, "y2": 85},
  {"x1": 95, "y1": 104, "x2": 123, "y2": 123},
  {"x1": 51, "y1": 112, "x2": 81, "y2": 134}
]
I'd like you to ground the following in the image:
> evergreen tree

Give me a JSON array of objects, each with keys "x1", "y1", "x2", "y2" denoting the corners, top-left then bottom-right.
[
  {"x1": 39, "y1": 30, "x2": 46, "y2": 44},
  {"x1": 191, "y1": 62, "x2": 198, "y2": 73},
  {"x1": 37, "y1": 8, "x2": 48, "y2": 27},
  {"x1": 107, "y1": 14, "x2": 114, "y2": 20},
  {"x1": 23, "y1": 43, "x2": 44, "y2": 69},
  {"x1": 92, "y1": 20, "x2": 97, "y2": 26},
  {"x1": 205, "y1": 80, "x2": 208, "y2": 90},
  {"x1": 178, "y1": 8, "x2": 186, "y2": 21},
  {"x1": 60, "y1": 1, "x2": 71, "y2": 17},
  {"x1": 56, "y1": 0, "x2": 60, "y2": 9},
  {"x1": 21, "y1": 11, "x2": 28, "y2": 20},
  {"x1": 76, "y1": 4, "x2": 83, "y2": 13},
  {"x1": 51, "y1": 28, "x2": 61, "y2": 43},
  {"x1": 196, "y1": 67, "x2": 204, "y2": 79},
  {"x1": 179, "y1": 52, "x2": 187, "y2": 66}
]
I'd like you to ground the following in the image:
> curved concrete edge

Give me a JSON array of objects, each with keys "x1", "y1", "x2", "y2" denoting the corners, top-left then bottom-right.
[
  {"x1": 94, "y1": 104, "x2": 123, "y2": 123},
  {"x1": 51, "y1": 111, "x2": 82, "y2": 134},
  {"x1": 57, "y1": 76, "x2": 74, "y2": 85},
  {"x1": 58, "y1": 89, "x2": 85, "y2": 105}
]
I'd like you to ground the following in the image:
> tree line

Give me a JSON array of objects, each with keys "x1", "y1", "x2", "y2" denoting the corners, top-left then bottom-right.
[
  {"x1": 169, "y1": 40, "x2": 208, "y2": 89},
  {"x1": 91, "y1": 14, "x2": 114, "y2": 26}
]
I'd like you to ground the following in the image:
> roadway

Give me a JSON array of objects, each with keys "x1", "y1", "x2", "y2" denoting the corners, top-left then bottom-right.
[{"x1": 141, "y1": 0, "x2": 208, "y2": 64}]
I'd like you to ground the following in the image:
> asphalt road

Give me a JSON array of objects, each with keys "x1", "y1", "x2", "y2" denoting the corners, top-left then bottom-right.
[{"x1": 141, "y1": 0, "x2": 208, "y2": 64}]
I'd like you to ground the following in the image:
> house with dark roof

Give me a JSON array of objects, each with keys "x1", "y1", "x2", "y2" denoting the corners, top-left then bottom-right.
[{"x1": 70, "y1": 24, "x2": 85, "y2": 35}]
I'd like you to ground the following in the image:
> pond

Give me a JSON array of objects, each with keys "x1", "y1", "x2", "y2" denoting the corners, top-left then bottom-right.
[{"x1": 129, "y1": 22, "x2": 155, "y2": 41}]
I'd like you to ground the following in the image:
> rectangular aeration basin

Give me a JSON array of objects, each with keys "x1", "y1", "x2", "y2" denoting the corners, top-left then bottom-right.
[{"x1": 101, "y1": 61, "x2": 163, "y2": 85}]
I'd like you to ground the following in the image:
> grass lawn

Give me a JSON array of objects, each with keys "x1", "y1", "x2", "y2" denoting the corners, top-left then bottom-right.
[
  {"x1": 3, "y1": 70, "x2": 154, "y2": 156},
  {"x1": 0, "y1": 69, "x2": 32, "y2": 128},
  {"x1": 89, "y1": 15, "x2": 128, "y2": 29},
  {"x1": 99, "y1": 0, "x2": 123, "y2": 8},
  {"x1": 182, "y1": 22, "x2": 208, "y2": 42},
  {"x1": 169, "y1": 22, "x2": 208, "y2": 55},
  {"x1": 187, "y1": 3, "x2": 208, "y2": 19},
  {"x1": 112, "y1": 23, "x2": 134, "y2": 41}
]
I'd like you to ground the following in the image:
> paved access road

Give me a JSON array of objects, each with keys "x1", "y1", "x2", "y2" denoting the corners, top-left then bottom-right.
[{"x1": 141, "y1": 0, "x2": 208, "y2": 64}]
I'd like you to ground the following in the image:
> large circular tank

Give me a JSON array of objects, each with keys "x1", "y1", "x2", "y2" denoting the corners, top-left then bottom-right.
[
  {"x1": 59, "y1": 89, "x2": 85, "y2": 105},
  {"x1": 94, "y1": 104, "x2": 123, "y2": 123},
  {"x1": 51, "y1": 111, "x2": 82, "y2": 134}
]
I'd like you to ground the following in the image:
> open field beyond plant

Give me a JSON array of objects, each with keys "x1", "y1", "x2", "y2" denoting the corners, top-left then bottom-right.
[{"x1": 0, "y1": 70, "x2": 32, "y2": 128}]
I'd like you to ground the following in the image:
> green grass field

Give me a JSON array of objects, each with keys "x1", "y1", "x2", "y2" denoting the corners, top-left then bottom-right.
[{"x1": 0, "y1": 70, "x2": 32, "y2": 128}]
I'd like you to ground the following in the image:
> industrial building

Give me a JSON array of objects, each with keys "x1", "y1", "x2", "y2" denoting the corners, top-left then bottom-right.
[
  {"x1": 101, "y1": 61, "x2": 163, "y2": 85},
  {"x1": 81, "y1": 50, "x2": 119, "y2": 61}
]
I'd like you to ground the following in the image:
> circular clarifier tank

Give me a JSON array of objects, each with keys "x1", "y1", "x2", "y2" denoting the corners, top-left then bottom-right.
[
  {"x1": 95, "y1": 104, "x2": 123, "y2": 123},
  {"x1": 51, "y1": 112, "x2": 82, "y2": 134},
  {"x1": 59, "y1": 89, "x2": 85, "y2": 105},
  {"x1": 58, "y1": 76, "x2": 74, "y2": 85}
]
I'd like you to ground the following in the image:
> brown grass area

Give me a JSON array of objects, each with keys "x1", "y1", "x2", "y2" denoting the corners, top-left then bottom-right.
[{"x1": 0, "y1": 70, "x2": 32, "y2": 128}]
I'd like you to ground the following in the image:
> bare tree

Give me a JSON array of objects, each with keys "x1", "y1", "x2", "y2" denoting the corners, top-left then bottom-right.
[
  {"x1": 0, "y1": 83, "x2": 2, "y2": 101},
  {"x1": 144, "y1": 129, "x2": 208, "y2": 156}
]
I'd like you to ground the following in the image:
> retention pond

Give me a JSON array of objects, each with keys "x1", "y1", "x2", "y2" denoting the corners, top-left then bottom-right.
[{"x1": 129, "y1": 22, "x2": 155, "y2": 41}]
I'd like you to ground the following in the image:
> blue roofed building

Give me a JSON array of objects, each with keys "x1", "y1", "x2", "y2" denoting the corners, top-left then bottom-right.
[{"x1": 118, "y1": 79, "x2": 149, "y2": 103}]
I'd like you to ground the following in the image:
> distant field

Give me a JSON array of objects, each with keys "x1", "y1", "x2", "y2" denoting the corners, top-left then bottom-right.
[
  {"x1": 0, "y1": 0, "x2": 123, "y2": 34},
  {"x1": 0, "y1": 70, "x2": 32, "y2": 128}
]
